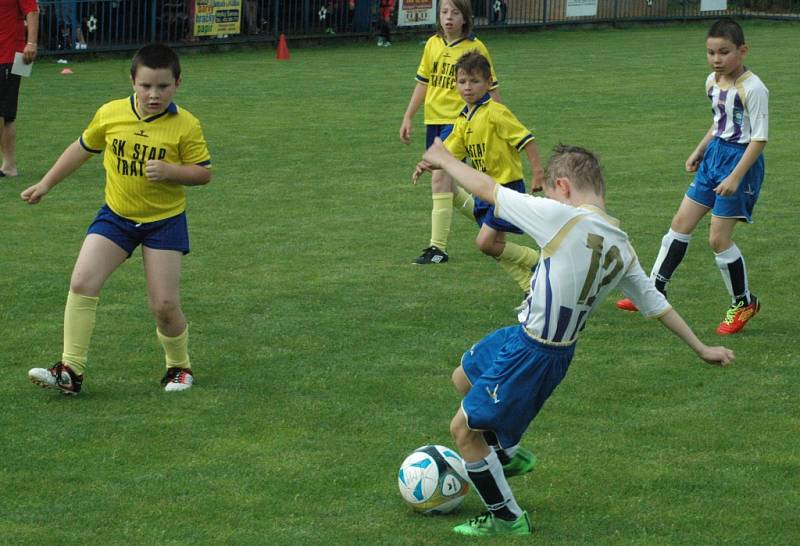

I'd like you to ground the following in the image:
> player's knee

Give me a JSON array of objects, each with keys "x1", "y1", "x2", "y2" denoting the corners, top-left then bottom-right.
[
  {"x1": 430, "y1": 171, "x2": 451, "y2": 192},
  {"x1": 708, "y1": 233, "x2": 732, "y2": 254},
  {"x1": 69, "y1": 273, "x2": 101, "y2": 297},
  {"x1": 474, "y1": 234, "x2": 496, "y2": 255},
  {"x1": 149, "y1": 297, "x2": 181, "y2": 324},
  {"x1": 478, "y1": 242, "x2": 502, "y2": 257},
  {"x1": 452, "y1": 365, "x2": 470, "y2": 395}
]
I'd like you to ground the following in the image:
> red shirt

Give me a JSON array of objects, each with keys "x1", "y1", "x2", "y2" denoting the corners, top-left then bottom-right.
[{"x1": 0, "y1": 0, "x2": 38, "y2": 64}]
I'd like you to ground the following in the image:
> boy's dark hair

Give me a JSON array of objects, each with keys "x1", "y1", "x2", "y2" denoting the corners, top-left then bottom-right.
[
  {"x1": 131, "y1": 44, "x2": 181, "y2": 81},
  {"x1": 437, "y1": 0, "x2": 473, "y2": 39},
  {"x1": 707, "y1": 18, "x2": 745, "y2": 47},
  {"x1": 455, "y1": 51, "x2": 491, "y2": 80},
  {"x1": 546, "y1": 144, "x2": 605, "y2": 196}
]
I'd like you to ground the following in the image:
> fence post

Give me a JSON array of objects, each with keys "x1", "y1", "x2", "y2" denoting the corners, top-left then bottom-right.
[
  {"x1": 151, "y1": 0, "x2": 157, "y2": 42},
  {"x1": 543, "y1": 0, "x2": 549, "y2": 25},
  {"x1": 273, "y1": 0, "x2": 279, "y2": 39}
]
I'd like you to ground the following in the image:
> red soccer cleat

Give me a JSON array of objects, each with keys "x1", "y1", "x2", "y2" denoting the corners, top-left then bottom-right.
[
  {"x1": 615, "y1": 298, "x2": 639, "y2": 312},
  {"x1": 716, "y1": 296, "x2": 760, "y2": 335}
]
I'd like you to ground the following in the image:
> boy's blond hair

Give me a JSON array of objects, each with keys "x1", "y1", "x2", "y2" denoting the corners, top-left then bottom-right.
[{"x1": 546, "y1": 144, "x2": 606, "y2": 196}]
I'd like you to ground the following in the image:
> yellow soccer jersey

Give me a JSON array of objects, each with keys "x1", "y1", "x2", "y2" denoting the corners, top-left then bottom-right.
[
  {"x1": 80, "y1": 96, "x2": 211, "y2": 223},
  {"x1": 444, "y1": 95, "x2": 534, "y2": 185},
  {"x1": 415, "y1": 34, "x2": 498, "y2": 125}
]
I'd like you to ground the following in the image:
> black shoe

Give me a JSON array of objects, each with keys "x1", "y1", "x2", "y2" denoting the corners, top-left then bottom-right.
[{"x1": 413, "y1": 245, "x2": 449, "y2": 265}]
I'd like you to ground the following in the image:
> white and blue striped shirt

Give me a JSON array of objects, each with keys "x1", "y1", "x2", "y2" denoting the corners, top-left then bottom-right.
[
  {"x1": 706, "y1": 70, "x2": 769, "y2": 144},
  {"x1": 494, "y1": 187, "x2": 670, "y2": 345}
]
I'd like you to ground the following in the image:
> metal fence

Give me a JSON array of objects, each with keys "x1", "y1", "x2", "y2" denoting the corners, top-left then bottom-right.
[{"x1": 35, "y1": 0, "x2": 800, "y2": 56}]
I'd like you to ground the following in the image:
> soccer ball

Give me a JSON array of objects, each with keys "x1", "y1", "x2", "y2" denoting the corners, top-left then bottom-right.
[{"x1": 397, "y1": 444, "x2": 470, "y2": 514}]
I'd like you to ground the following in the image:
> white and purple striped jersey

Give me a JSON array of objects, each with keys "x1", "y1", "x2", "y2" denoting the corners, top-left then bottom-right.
[
  {"x1": 706, "y1": 70, "x2": 769, "y2": 144},
  {"x1": 494, "y1": 186, "x2": 671, "y2": 345}
]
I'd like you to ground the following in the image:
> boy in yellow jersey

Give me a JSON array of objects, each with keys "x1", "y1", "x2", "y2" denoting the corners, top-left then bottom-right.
[
  {"x1": 21, "y1": 44, "x2": 211, "y2": 395},
  {"x1": 400, "y1": 0, "x2": 499, "y2": 265},
  {"x1": 414, "y1": 51, "x2": 545, "y2": 292}
]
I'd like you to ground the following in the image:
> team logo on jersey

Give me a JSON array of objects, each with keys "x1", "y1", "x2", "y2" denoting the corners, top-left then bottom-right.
[
  {"x1": 133, "y1": 129, "x2": 149, "y2": 138},
  {"x1": 486, "y1": 384, "x2": 501, "y2": 404}
]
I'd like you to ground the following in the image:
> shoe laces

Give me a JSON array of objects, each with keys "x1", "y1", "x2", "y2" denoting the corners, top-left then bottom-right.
[
  {"x1": 723, "y1": 300, "x2": 745, "y2": 324},
  {"x1": 161, "y1": 367, "x2": 192, "y2": 385},
  {"x1": 53, "y1": 362, "x2": 69, "y2": 386},
  {"x1": 160, "y1": 367, "x2": 180, "y2": 385},
  {"x1": 468, "y1": 512, "x2": 493, "y2": 526}
]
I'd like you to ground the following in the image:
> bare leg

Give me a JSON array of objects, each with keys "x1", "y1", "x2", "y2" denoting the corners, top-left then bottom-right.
[
  {"x1": 142, "y1": 247, "x2": 186, "y2": 337},
  {"x1": 1, "y1": 119, "x2": 18, "y2": 176},
  {"x1": 452, "y1": 365, "x2": 471, "y2": 396},
  {"x1": 670, "y1": 196, "x2": 710, "y2": 234},
  {"x1": 70, "y1": 234, "x2": 129, "y2": 296},
  {"x1": 708, "y1": 215, "x2": 738, "y2": 254},
  {"x1": 431, "y1": 168, "x2": 455, "y2": 193},
  {"x1": 475, "y1": 224, "x2": 505, "y2": 257},
  {"x1": 450, "y1": 408, "x2": 491, "y2": 462}
]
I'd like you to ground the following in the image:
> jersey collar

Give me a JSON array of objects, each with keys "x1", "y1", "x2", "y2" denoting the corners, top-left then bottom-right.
[
  {"x1": 460, "y1": 93, "x2": 492, "y2": 120},
  {"x1": 579, "y1": 204, "x2": 619, "y2": 227},
  {"x1": 129, "y1": 95, "x2": 179, "y2": 122},
  {"x1": 444, "y1": 32, "x2": 476, "y2": 47}
]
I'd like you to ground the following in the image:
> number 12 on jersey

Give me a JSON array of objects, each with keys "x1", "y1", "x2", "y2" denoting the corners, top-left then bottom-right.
[{"x1": 577, "y1": 233, "x2": 623, "y2": 307}]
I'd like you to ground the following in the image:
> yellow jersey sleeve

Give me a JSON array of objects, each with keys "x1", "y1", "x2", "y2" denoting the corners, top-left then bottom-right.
[
  {"x1": 179, "y1": 117, "x2": 212, "y2": 167},
  {"x1": 492, "y1": 105, "x2": 535, "y2": 151},
  {"x1": 415, "y1": 36, "x2": 435, "y2": 85},
  {"x1": 81, "y1": 103, "x2": 111, "y2": 153},
  {"x1": 443, "y1": 117, "x2": 468, "y2": 161}
]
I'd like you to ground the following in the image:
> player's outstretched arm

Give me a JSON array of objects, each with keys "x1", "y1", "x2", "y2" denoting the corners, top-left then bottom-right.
[
  {"x1": 145, "y1": 162, "x2": 211, "y2": 186},
  {"x1": 422, "y1": 137, "x2": 497, "y2": 203},
  {"x1": 20, "y1": 140, "x2": 92, "y2": 204},
  {"x1": 658, "y1": 309, "x2": 734, "y2": 366}
]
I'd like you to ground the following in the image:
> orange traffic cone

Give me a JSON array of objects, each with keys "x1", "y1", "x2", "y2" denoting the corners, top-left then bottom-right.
[
  {"x1": 60, "y1": 68, "x2": 74, "y2": 74},
  {"x1": 276, "y1": 33, "x2": 290, "y2": 60}
]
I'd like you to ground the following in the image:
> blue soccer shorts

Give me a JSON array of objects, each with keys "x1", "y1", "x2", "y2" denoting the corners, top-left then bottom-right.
[
  {"x1": 473, "y1": 180, "x2": 525, "y2": 234},
  {"x1": 425, "y1": 124, "x2": 454, "y2": 149},
  {"x1": 686, "y1": 137, "x2": 764, "y2": 223},
  {"x1": 87, "y1": 204, "x2": 190, "y2": 257},
  {"x1": 460, "y1": 325, "x2": 575, "y2": 449}
]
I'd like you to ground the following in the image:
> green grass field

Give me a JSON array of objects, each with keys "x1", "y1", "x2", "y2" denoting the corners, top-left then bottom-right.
[{"x1": 1, "y1": 21, "x2": 798, "y2": 545}]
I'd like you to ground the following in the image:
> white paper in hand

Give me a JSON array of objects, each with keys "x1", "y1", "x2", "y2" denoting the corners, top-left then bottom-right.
[{"x1": 11, "y1": 52, "x2": 32, "y2": 77}]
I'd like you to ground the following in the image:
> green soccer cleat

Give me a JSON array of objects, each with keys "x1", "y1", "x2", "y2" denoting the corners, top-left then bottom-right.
[
  {"x1": 503, "y1": 447, "x2": 537, "y2": 478},
  {"x1": 453, "y1": 511, "x2": 533, "y2": 537}
]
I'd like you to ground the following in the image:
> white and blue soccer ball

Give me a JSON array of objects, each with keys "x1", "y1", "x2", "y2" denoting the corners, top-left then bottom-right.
[{"x1": 397, "y1": 444, "x2": 470, "y2": 514}]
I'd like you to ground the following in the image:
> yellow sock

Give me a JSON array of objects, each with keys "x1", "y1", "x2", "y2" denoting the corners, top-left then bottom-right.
[
  {"x1": 498, "y1": 242, "x2": 540, "y2": 292},
  {"x1": 157, "y1": 327, "x2": 191, "y2": 369},
  {"x1": 62, "y1": 291, "x2": 99, "y2": 376},
  {"x1": 452, "y1": 187, "x2": 475, "y2": 221},
  {"x1": 431, "y1": 192, "x2": 453, "y2": 250}
]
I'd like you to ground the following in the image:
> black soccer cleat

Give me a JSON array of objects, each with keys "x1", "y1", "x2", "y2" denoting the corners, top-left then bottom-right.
[{"x1": 413, "y1": 245, "x2": 449, "y2": 265}]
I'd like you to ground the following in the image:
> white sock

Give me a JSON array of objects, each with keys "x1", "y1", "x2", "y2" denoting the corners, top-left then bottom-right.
[{"x1": 714, "y1": 243, "x2": 750, "y2": 304}]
